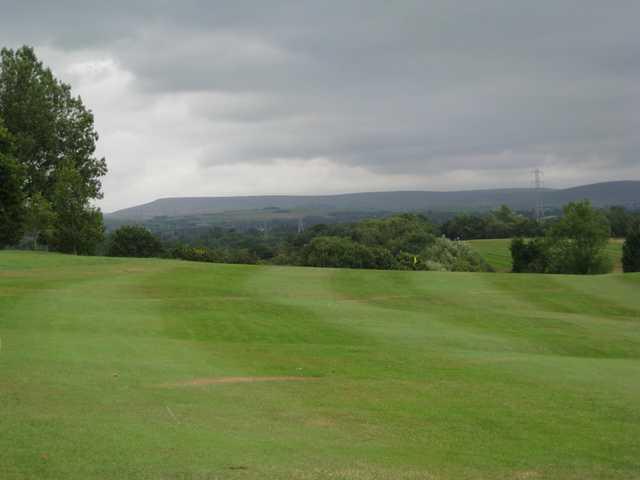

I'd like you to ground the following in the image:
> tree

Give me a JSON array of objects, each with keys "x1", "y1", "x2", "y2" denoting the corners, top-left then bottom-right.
[
  {"x1": 510, "y1": 237, "x2": 548, "y2": 273},
  {"x1": 622, "y1": 223, "x2": 640, "y2": 273},
  {"x1": 546, "y1": 201, "x2": 611, "y2": 274},
  {"x1": 352, "y1": 214, "x2": 435, "y2": 254},
  {"x1": 0, "y1": 119, "x2": 25, "y2": 247},
  {"x1": 0, "y1": 46, "x2": 107, "y2": 251},
  {"x1": 107, "y1": 225, "x2": 163, "y2": 258},
  {"x1": 604, "y1": 206, "x2": 640, "y2": 239},
  {"x1": 441, "y1": 207, "x2": 542, "y2": 240},
  {"x1": 23, "y1": 192, "x2": 54, "y2": 249},
  {"x1": 0, "y1": 46, "x2": 107, "y2": 198},
  {"x1": 49, "y1": 163, "x2": 104, "y2": 255},
  {"x1": 303, "y1": 236, "x2": 396, "y2": 269}
]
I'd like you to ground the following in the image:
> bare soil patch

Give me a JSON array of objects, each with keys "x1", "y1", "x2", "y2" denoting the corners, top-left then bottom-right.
[{"x1": 161, "y1": 376, "x2": 315, "y2": 387}]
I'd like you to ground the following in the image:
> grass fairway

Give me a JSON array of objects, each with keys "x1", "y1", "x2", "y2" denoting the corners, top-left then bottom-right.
[
  {"x1": 469, "y1": 238, "x2": 625, "y2": 272},
  {"x1": 467, "y1": 239, "x2": 515, "y2": 272},
  {"x1": 1, "y1": 252, "x2": 639, "y2": 479}
]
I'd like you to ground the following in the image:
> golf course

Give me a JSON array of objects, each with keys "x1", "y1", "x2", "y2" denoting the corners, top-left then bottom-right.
[{"x1": 1, "y1": 251, "x2": 639, "y2": 479}]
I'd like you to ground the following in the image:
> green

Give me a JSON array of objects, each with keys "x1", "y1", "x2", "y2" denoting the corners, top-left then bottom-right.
[{"x1": 1, "y1": 251, "x2": 639, "y2": 479}]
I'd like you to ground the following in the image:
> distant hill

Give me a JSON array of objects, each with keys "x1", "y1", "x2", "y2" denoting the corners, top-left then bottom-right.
[{"x1": 107, "y1": 181, "x2": 640, "y2": 220}]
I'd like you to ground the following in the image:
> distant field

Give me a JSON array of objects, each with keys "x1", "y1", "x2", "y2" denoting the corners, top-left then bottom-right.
[
  {"x1": 1, "y1": 252, "x2": 639, "y2": 479},
  {"x1": 469, "y1": 238, "x2": 625, "y2": 272},
  {"x1": 467, "y1": 239, "x2": 515, "y2": 272}
]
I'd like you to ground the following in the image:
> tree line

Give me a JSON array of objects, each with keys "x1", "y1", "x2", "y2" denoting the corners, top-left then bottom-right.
[
  {"x1": 107, "y1": 215, "x2": 493, "y2": 272},
  {"x1": 510, "y1": 201, "x2": 640, "y2": 274},
  {"x1": 441, "y1": 204, "x2": 639, "y2": 240},
  {"x1": 107, "y1": 201, "x2": 640, "y2": 274},
  {"x1": 0, "y1": 46, "x2": 106, "y2": 253}
]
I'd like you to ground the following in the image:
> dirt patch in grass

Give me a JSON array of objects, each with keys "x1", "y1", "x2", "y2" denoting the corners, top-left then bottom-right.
[
  {"x1": 305, "y1": 417, "x2": 337, "y2": 428},
  {"x1": 514, "y1": 471, "x2": 542, "y2": 480},
  {"x1": 121, "y1": 268, "x2": 152, "y2": 274},
  {"x1": 0, "y1": 270, "x2": 42, "y2": 277},
  {"x1": 161, "y1": 376, "x2": 316, "y2": 387}
]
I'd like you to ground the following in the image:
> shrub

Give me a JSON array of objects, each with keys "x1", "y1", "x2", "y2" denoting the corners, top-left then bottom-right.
[
  {"x1": 171, "y1": 245, "x2": 225, "y2": 263},
  {"x1": 510, "y1": 202, "x2": 612, "y2": 275},
  {"x1": 422, "y1": 237, "x2": 493, "y2": 272},
  {"x1": 108, "y1": 225, "x2": 163, "y2": 258},
  {"x1": 352, "y1": 214, "x2": 435, "y2": 254},
  {"x1": 510, "y1": 237, "x2": 548, "y2": 273},
  {"x1": 546, "y1": 238, "x2": 612, "y2": 274},
  {"x1": 302, "y1": 236, "x2": 397, "y2": 269},
  {"x1": 622, "y1": 224, "x2": 640, "y2": 273},
  {"x1": 226, "y1": 248, "x2": 260, "y2": 265},
  {"x1": 396, "y1": 251, "x2": 425, "y2": 270},
  {"x1": 546, "y1": 201, "x2": 611, "y2": 274}
]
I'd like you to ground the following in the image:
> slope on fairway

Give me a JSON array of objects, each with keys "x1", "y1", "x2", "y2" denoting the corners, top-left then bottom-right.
[
  {"x1": 0, "y1": 251, "x2": 639, "y2": 479},
  {"x1": 469, "y1": 238, "x2": 625, "y2": 272}
]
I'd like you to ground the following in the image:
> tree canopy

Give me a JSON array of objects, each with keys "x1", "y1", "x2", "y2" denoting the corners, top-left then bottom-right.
[
  {"x1": 0, "y1": 119, "x2": 25, "y2": 247},
  {"x1": 49, "y1": 162, "x2": 104, "y2": 254},
  {"x1": 510, "y1": 201, "x2": 612, "y2": 274},
  {"x1": 442, "y1": 205, "x2": 541, "y2": 240},
  {"x1": 546, "y1": 201, "x2": 611, "y2": 274},
  {"x1": 0, "y1": 46, "x2": 107, "y2": 253},
  {"x1": 108, "y1": 225, "x2": 163, "y2": 258}
]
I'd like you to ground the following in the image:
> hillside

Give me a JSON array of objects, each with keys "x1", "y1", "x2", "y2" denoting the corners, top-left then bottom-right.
[
  {"x1": 1, "y1": 251, "x2": 639, "y2": 479},
  {"x1": 108, "y1": 181, "x2": 640, "y2": 220}
]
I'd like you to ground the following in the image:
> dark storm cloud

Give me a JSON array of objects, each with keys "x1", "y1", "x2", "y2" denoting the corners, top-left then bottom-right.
[{"x1": 0, "y1": 0, "x2": 638, "y2": 208}]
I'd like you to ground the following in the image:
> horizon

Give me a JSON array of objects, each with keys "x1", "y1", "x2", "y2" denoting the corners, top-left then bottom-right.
[
  {"x1": 108, "y1": 179, "x2": 639, "y2": 214},
  {"x1": 106, "y1": 179, "x2": 639, "y2": 217}
]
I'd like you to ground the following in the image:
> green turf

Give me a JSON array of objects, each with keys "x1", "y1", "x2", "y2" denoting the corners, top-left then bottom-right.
[
  {"x1": 1, "y1": 251, "x2": 639, "y2": 479},
  {"x1": 467, "y1": 239, "x2": 515, "y2": 272},
  {"x1": 469, "y1": 238, "x2": 625, "y2": 272}
]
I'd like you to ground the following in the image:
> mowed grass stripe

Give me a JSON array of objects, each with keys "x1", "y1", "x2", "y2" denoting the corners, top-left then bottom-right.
[{"x1": 1, "y1": 251, "x2": 639, "y2": 479}]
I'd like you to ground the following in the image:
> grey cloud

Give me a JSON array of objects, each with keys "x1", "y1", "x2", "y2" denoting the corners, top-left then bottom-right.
[{"x1": 0, "y1": 0, "x2": 638, "y2": 204}]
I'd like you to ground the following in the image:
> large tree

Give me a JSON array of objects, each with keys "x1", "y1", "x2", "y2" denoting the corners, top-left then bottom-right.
[
  {"x1": 23, "y1": 192, "x2": 55, "y2": 250},
  {"x1": 0, "y1": 118, "x2": 25, "y2": 247},
  {"x1": 510, "y1": 201, "x2": 612, "y2": 274},
  {"x1": 547, "y1": 200, "x2": 611, "y2": 274},
  {"x1": 49, "y1": 162, "x2": 104, "y2": 255},
  {"x1": 0, "y1": 46, "x2": 107, "y2": 252}
]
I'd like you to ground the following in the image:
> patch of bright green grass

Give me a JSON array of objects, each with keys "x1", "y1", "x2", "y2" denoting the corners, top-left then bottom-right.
[
  {"x1": 1, "y1": 251, "x2": 639, "y2": 479},
  {"x1": 467, "y1": 239, "x2": 515, "y2": 272}
]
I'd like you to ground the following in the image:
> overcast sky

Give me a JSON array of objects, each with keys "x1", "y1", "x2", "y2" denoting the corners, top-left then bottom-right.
[{"x1": 1, "y1": 1, "x2": 638, "y2": 211}]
